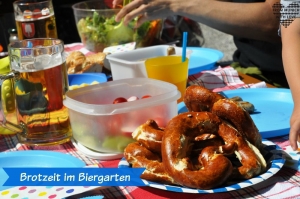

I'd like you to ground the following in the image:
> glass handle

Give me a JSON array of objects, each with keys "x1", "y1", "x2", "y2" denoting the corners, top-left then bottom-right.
[{"x1": 0, "y1": 71, "x2": 27, "y2": 134}]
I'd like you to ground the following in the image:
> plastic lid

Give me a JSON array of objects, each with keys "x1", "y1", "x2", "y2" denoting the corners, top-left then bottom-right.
[
  {"x1": 71, "y1": 139, "x2": 123, "y2": 160},
  {"x1": 64, "y1": 78, "x2": 180, "y2": 115}
]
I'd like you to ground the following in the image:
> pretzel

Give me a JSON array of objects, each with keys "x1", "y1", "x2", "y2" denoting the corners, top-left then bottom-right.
[
  {"x1": 124, "y1": 85, "x2": 266, "y2": 189},
  {"x1": 161, "y1": 112, "x2": 266, "y2": 189},
  {"x1": 211, "y1": 98, "x2": 262, "y2": 148},
  {"x1": 124, "y1": 142, "x2": 177, "y2": 185},
  {"x1": 218, "y1": 122, "x2": 266, "y2": 179},
  {"x1": 184, "y1": 85, "x2": 224, "y2": 112},
  {"x1": 184, "y1": 85, "x2": 255, "y2": 113},
  {"x1": 131, "y1": 119, "x2": 227, "y2": 169},
  {"x1": 132, "y1": 119, "x2": 164, "y2": 154},
  {"x1": 161, "y1": 112, "x2": 231, "y2": 189}
]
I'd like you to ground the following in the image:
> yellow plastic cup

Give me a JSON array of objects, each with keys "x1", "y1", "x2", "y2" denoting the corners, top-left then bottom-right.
[{"x1": 145, "y1": 56, "x2": 189, "y2": 103}]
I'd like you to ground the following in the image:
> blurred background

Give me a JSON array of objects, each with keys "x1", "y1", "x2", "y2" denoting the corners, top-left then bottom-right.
[
  {"x1": 0, "y1": 0, "x2": 83, "y2": 52},
  {"x1": 0, "y1": 0, "x2": 236, "y2": 63}
]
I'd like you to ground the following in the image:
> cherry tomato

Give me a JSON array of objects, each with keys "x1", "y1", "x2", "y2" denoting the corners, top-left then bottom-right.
[
  {"x1": 113, "y1": 97, "x2": 127, "y2": 104},
  {"x1": 141, "y1": 95, "x2": 151, "y2": 99}
]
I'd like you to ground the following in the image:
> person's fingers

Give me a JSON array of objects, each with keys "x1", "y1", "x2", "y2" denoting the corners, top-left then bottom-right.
[
  {"x1": 134, "y1": 7, "x2": 164, "y2": 27},
  {"x1": 290, "y1": 132, "x2": 297, "y2": 151},
  {"x1": 289, "y1": 125, "x2": 300, "y2": 150},
  {"x1": 135, "y1": 14, "x2": 149, "y2": 27},
  {"x1": 115, "y1": 0, "x2": 147, "y2": 22},
  {"x1": 112, "y1": 0, "x2": 123, "y2": 8}
]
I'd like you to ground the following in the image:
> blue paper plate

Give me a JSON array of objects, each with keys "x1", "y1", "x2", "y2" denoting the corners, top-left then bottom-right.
[
  {"x1": 0, "y1": 150, "x2": 85, "y2": 191},
  {"x1": 118, "y1": 140, "x2": 285, "y2": 193},
  {"x1": 187, "y1": 47, "x2": 224, "y2": 75},
  {"x1": 68, "y1": 73, "x2": 107, "y2": 86},
  {"x1": 178, "y1": 88, "x2": 293, "y2": 138},
  {"x1": 0, "y1": 150, "x2": 85, "y2": 167}
]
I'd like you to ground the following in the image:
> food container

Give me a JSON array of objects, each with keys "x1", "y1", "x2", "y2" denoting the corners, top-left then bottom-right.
[
  {"x1": 63, "y1": 78, "x2": 180, "y2": 153},
  {"x1": 72, "y1": 0, "x2": 162, "y2": 52},
  {"x1": 106, "y1": 45, "x2": 193, "y2": 80}
]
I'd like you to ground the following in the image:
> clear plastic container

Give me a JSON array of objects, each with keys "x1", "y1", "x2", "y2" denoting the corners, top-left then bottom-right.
[{"x1": 63, "y1": 78, "x2": 180, "y2": 153}]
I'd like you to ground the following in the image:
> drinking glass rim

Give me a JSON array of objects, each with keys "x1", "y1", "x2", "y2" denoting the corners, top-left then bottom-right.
[
  {"x1": 13, "y1": 0, "x2": 52, "y2": 6},
  {"x1": 8, "y1": 38, "x2": 64, "y2": 49}
]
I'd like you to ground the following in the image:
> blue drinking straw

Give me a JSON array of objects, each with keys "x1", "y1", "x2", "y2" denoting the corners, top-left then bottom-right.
[{"x1": 182, "y1": 32, "x2": 188, "y2": 62}]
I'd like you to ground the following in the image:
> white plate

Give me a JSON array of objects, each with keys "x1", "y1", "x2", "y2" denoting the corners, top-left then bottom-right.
[{"x1": 118, "y1": 140, "x2": 285, "y2": 193}]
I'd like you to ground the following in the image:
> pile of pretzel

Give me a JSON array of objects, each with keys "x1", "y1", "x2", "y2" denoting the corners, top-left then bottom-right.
[{"x1": 124, "y1": 85, "x2": 267, "y2": 190}]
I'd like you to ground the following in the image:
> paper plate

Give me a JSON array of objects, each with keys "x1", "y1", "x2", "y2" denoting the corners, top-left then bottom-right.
[
  {"x1": 68, "y1": 73, "x2": 107, "y2": 86},
  {"x1": 0, "y1": 151, "x2": 85, "y2": 191},
  {"x1": 118, "y1": 139, "x2": 285, "y2": 193},
  {"x1": 0, "y1": 150, "x2": 85, "y2": 167},
  {"x1": 178, "y1": 88, "x2": 293, "y2": 138},
  {"x1": 187, "y1": 47, "x2": 224, "y2": 75}
]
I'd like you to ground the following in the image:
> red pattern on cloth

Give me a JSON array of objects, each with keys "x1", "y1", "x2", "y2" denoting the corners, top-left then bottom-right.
[
  {"x1": 187, "y1": 66, "x2": 267, "y2": 92},
  {"x1": 1, "y1": 133, "x2": 299, "y2": 199}
]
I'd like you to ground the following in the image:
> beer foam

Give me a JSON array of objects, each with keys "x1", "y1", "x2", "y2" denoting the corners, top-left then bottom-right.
[
  {"x1": 15, "y1": 13, "x2": 54, "y2": 22},
  {"x1": 10, "y1": 53, "x2": 63, "y2": 72}
]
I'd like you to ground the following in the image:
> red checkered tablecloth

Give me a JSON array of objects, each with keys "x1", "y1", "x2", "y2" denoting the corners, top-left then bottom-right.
[{"x1": 1, "y1": 134, "x2": 300, "y2": 199}]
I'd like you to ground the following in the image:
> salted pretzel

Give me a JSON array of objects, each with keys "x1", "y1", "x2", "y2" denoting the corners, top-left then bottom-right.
[
  {"x1": 161, "y1": 112, "x2": 236, "y2": 189},
  {"x1": 124, "y1": 142, "x2": 177, "y2": 185},
  {"x1": 125, "y1": 120, "x2": 177, "y2": 184},
  {"x1": 211, "y1": 98, "x2": 262, "y2": 148},
  {"x1": 161, "y1": 112, "x2": 266, "y2": 189},
  {"x1": 124, "y1": 85, "x2": 266, "y2": 189},
  {"x1": 184, "y1": 85, "x2": 261, "y2": 148},
  {"x1": 132, "y1": 119, "x2": 164, "y2": 154},
  {"x1": 218, "y1": 122, "x2": 266, "y2": 179},
  {"x1": 184, "y1": 85, "x2": 225, "y2": 112},
  {"x1": 184, "y1": 85, "x2": 255, "y2": 113}
]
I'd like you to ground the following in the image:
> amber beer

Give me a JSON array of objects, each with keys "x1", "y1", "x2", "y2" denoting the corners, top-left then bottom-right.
[
  {"x1": 13, "y1": 0, "x2": 58, "y2": 40},
  {"x1": 14, "y1": 63, "x2": 71, "y2": 143},
  {"x1": 15, "y1": 14, "x2": 58, "y2": 40},
  {"x1": 7, "y1": 38, "x2": 72, "y2": 145}
]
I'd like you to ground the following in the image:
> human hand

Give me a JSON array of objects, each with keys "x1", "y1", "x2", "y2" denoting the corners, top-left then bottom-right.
[
  {"x1": 112, "y1": 0, "x2": 174, "y2": 27},
  {"x1": 289, "y1": 108, "x2": 300, "y2": 151}
]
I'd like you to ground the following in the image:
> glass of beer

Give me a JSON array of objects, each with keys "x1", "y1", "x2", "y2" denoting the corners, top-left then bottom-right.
[
  {"x1": 0, "y1": 38, "x2": 72, "y2": 145},
  {"x1": 13, "y1": 0, "x2": 58, "y2": 39}
]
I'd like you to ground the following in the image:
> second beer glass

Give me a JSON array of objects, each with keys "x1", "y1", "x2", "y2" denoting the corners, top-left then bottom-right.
[{"x1": 13, "y1": 0, "x2": 58, "y2": 40}]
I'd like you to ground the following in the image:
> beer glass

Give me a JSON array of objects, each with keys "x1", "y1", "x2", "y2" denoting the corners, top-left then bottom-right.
[
  {"x1": 0, "y1": 38, "x2": 72, "y2": 145},
  {"x1": 13, "y1": 0, "x2": 58, "y2": 40}
]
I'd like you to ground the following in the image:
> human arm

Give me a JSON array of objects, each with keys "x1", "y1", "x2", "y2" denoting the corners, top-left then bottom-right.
[
  {"x1": 281, "y1": 18, "x2": 300, "y2": 151},
  {"x1": 113, "y1": 0, "x2": 280, "y2": 42}
]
